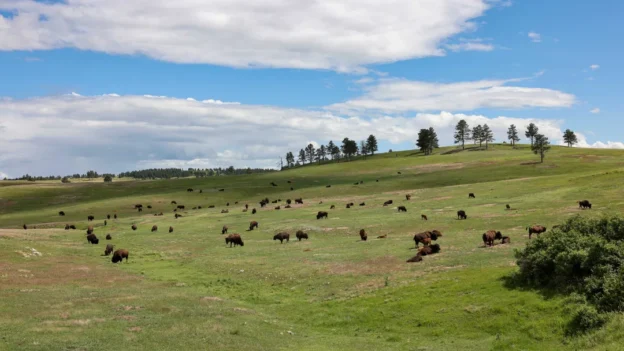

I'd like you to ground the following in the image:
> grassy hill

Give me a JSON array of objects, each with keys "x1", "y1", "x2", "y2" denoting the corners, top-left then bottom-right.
[{"x1": 2, "y1": 144, "x2": 624, "y2": 350}]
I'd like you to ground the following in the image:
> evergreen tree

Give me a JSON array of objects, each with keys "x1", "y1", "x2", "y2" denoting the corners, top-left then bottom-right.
[
  {"x1": 525, "y1": 123, "x2": 539, "y2": 146},
  {"x1": 285, "y1": 152, "x2": 295, "y2": 167},
  {"x1": 305, "y1": 143, "x2": 316, "y2": 163},
  {"x1": 298, "y1": 149, "x2": 306, "y2": 164},
  {"x1": 416, "y1": 127, "x2": 439, "y2": 155},
  {"x1": 563, "y1": 129, "x2": 578, "y2": 147},
  {"x1": 103, "y1": 175, "x2": 113, "y2": 182},
  {"x1": 341, "y1": 138, "x2": 358, "y2": 160},
  {"x1": 507, "y1": 124, "x2": 520, "y2": 148},
  {"x1": 327, "y1": 141, "x2": 336, "y2": 159},
  {"x1": 366, "y1": 135, "x2": 378, "y2": 155},
  {"x1": 319, "y1": 145, "x2": 327, "y2": 161},
  {"x1": 532, "y1": 134, "x2": 551, "y2": 163},
  {"x1": 360, "y1": 140, "x2": 369, "y2": 158},
  {"x1": 482, "y1": 124, "x2": 494, "y2": 149},
  {"x1": 472, "y1": 125, "x2": 484, "y2": 147},
  {"x1": 330, "y1": 144, "x2": 341, "y2": 160},
  {"x1": 454, "y1": 119, "x2": 471, "y2": 149}
]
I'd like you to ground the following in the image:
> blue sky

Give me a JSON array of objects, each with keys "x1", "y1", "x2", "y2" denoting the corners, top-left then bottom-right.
[{"x1": 0, "y1": 0, "x2": 622, "y2": 177}]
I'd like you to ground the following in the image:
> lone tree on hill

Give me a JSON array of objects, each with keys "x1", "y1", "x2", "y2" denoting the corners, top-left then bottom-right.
[
  {"x1": 507, "y1": 124, "x2": 520, "y2": 148},
  {"x1": 563, "y1": 129, "x2": 578, "y2": 147},
  {"x1": 417, "y1": 127, "x2": 439, "y2": 155},
  {"x1": 472, "y1": 125, "x2": 484, "y2": 147},
  {"x1": 305, "y1": 143, "x2": 316, "y2": 164},
  {"x1": 454, "y1": 119, "x2": 471, "y2": 150},
  {"x1": 341, "y1": 138, "x2": 358, "y2": 160},
  {"x1": 298, "y1": 149, "x2": 306, "y2": 165},
  {"x1": 482, "y1": 124, "x2": 494, "y2": 149},
  {"x1": 525, "y1": 123, "x2": 539, "y2": 146},
  {"x1": 366, "y1": 135, "x2": 378, "y2": 155},
  {"x1": 532, "y1": 134, "x2": 551, "y2": 163}
]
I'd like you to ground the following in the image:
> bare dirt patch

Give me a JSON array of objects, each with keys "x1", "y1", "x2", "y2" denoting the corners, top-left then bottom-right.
[
  {"x1": 323, "y1": 256, "x2": 405, "y2": 276},
  {"x1": 201, "y1": 296, "x2": 223, "y2": 302}
]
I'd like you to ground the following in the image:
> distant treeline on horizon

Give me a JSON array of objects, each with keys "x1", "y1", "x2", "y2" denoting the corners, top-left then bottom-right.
[{"x1": 8, "y1": 167, "x2": 276, "y2": 181}]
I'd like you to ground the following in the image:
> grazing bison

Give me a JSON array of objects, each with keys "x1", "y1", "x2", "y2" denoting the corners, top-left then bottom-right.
[
  {"x1": 104, "y1": 244, "x2": 114, "y2": 256},
  {"x1": 527, "y1": 225, "x2": 547, "y2": 239},
  {"x1": 359, "y1": 229, "x2": 368, "y2": 241},
  {"x1": 169, "y1": 226, "x2": 174, "y2": 233},
  {"x1": 397, "y1": 171, "x2": 402, "y2": 175},
  {"x1": 317, "y1": 211, "x2": 329, "y2": 220},
  {"x1": 87, "y1": 234, "x2": 99, "y2": 244},
  {"x1": 65, "y1": 224, "x2": 70, "y2": 230},
  {"x1": 177, "y1": 205, "x2": 185, "y2": 210},
  {"x1": 275, "y1": 206, "x2": 281, "y2": 210},
  {"x1": 23, "y1": 224, "x2": 27, "y2": 230},
  {"x1": 87, "y1": 225, "x2": 94, "y2": 235},
  {"x1": 131, "y1": 224, "x2": 137, "y2": 231},
  {"x1": 106, "y1": 234, "x2": 112, "y2": 240},
  {"x1": 271, "y1": 182, "x2": 277, "y2": 187},
  {"x1": 406, "y1": 194, "x2": 411, "y2": 201},
  {"x1": 457, "y1": 210, "x2": 467, "y2": 220},
  {"x1": 421, "y1": 214, "x2": 428, "y2": 221},
  {"x1": 107, "y1": 214, "x2": 111, "y2": 220},
  {"x1": 135, "y1": 204, "x2": 143, "y2": 209},
  {"x1": 330, "y1": 205, "x2": 335, "y2": 209},
  {"x1": 225, "y1": 234, "x2": 244, "y2": 247},
  {"x1": 175, "y1": 214, "x2": 182, "y2": 218},
  {"x1": 506, "y1": 204, "x2": 511, "y2": 210},
  {"x1": 296, "y1": 231, "x2": 308, "y2": 241},
  {"x1": 221, "y1": 209, "x2": 229, "y2": 214},
  {"x1": 501, "y1": 236, "x2": 511, "y2": 244},
  {"x1": 469, "y1": 193, "x2": 475, "y2": 198},
  {"x1": 383, "y1": 200, "x2": 393, "y2": 206},
  {"x1": 398, "y1": 206, "x2": 407, "y2": 212},
  {"x1": 482, "y1": 230, "x2": 503, "y2": 247},
  {"x1": 286, "y1": 199, "x2": 292, "y2": 205},
  {"x1": 69, "y1": 225, "x2": 76, "y2": 230},
  {"x1": 273, "y1": 232, "x2": 290, "y2": 243},
  {"x1": 326, "y1": 185, "x2": 331, "y2": 188},
  {"x1": 114, "y1": 214, "x2": 117, "y2": 219},
  {"x1": 245, "y1": 204, "x2": 249, "y2": 210},
  {"x1": 111, "y1": 249, "x2": 129, "y2": 263},
  {"x1": 138, "y1": 208, "x2": 143, "y2": 212},
  {"x1": 295, "y1": 198, "x2": 303, "y2": 204},
  {"x1": 187, "y1": 188, "x2": 193, "y2": 192},
  {"x1": 171, "y1": 201, "x2": 177, "y2": 205},
  {"x1": 208, "y1": 205, "x2": 215, "y2": 208},
  {"x1": 151, "y1": 225, "x2": 158, "y2": 232},
  {"x1": 249, "y1": 221, "x2": 259, "y2": 231},
  {"x1": 59, "y1": 211, "x2": 65, "y2": 216},
  {"x1": 147, "y1": 205, "x2": 152, "y2": 209},
  {"x1": 219, "y1": 189, "x2": 225, "y2": 192},
  {"x1": 353, "y1": 182, "x2": 359, "y2": 185},
  {"x1": 252, "y1": 208, "x2": 257, "y2": 214},
  {"x1": 359, "y1": 202, "x2": 366, "y2": 206},
  {"x1": 290, "y1": 187, "x2": 294, "y2": 191},
  {"x1": 198, "y1": 206, "x2": 202, "y2": 209},
  {"x1": 578, "y1": 200, "x2": 592, "y2": 209},
  {"x1": 272, "y1": 200, "x2": 278, "y2": 204},
  {"x1": 346, "y1": 204, "x2": 351, "y2": 209},
  {"x1": 200, "y1": 190, "x2": 203, "y2": 193},
  {"x1": 222, "y1": 225, "x2": 228, "y2": 235},
  {"x1": 226, "y1": 202, "x2": 230, "y2": 207},
  {"x1": 88, "y1": 215, "x2": 95, "y2": 221},
  {"x1": 413, "y1": 231, "x2": 442, "y2": 248}
]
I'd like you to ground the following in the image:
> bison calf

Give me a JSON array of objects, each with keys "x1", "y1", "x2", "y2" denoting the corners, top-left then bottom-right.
[
  {"x1": 222, "y1": 225, "x2": 228, "y2": 235},
  {"x1": 501, "y1": 236, "x2": 511, "y2": 244},
  {"x1": 104, "y1": 244, "x2": 114, "y2": 256},
  {"x1": 249, "y1": 221, "x2": 259, "y2": 231},
  {"x1": 112, "y1": 249, "x2": 129, "y2": 263}
]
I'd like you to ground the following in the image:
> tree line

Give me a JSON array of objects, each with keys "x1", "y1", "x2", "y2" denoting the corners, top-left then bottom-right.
[{"x1": 283, "y1": 135, "x2": 379, "y2": 167}]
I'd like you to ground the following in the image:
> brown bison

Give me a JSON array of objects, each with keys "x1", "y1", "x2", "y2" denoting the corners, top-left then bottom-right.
[
  {"x1": 296, "y1": 231, "x2": 308, "y2": 241},
  {"x1": 249, "y1": 221, "x2": 259, "y2": 231},
  {"x1": 421, "y1": 214, "x2": 428, "y2": 220},
  {"x1": 69, "y1": 225, "x2": 76, "y2": 230},
  {"x1": 134, "y1": 204, "x2": 143, "y2": 209},
  {"x1": 359, "y1": 202, "x2": 366, "y2": 206},
  {"x1": 86, "y1": 234, "x2": 99, "y2": 244},
  {"x1": 275, "y1": 206, "x2": 281, "y2": 210},
  {"x1": 273, "y1": 232, "x2": 290, "y2": 243},
  {"x1": 578, "y1": 200, "x2": 592, "y2": 209},
  {"x1": 272, "y1": 200, "x2": 278, "y2": 204},
  {"x1": 252, "y1": 208, "x2": 257, "y2": 214},
  {"x1": 271, "y1": 182, "x2": 277, "y2": 187},
  {"x1": 187, "y1": 188, "x2": 194, "y2": 192},
  {"x1": 285, "y1": 199, "x2": 292, "y2": 205},
  {"x1": 285, "y1": 205, "x2": 292, "y2": 209},
  {"x1": 326, "y1": 185, "x2": 331, "y2": 188},
  {"x1": 23, "y1": 224, "x2": 27, "y2": 230},
  {"x1": 219, "y1": 188, "x2": 225, "y2": 192},
  {"x1": 295, "y1": 198, "x2": 303, "y2": 204},
  {"x1": 208, "y1": 205, "x2": 215, "y2": 208},
  {"x1": 151, "y1": 225, "x2": 158, "y2": 232},
  {"x1": 114, "y1": 214, "x2": 117, "y2": 219},
  {"x1": 506, "y1": 204, "x2": 511, "y2": 210},
  {"x1": 65, "y1": 224, "x2": 70, "y2": 230},
  {"x1": 398, "y1": 206, "x2": 407, "y2": 212},
  {"x1": 406, "y1": 254, "x2": 423, "y2": 263},
  {"x1": 383, "y1": 200, "x2": 393, "y2": 206},
  {"x1": 221, "y1": 209, "x2": 229, "y2": 214},
  {"x1": 359, "y1": 229, "x2": 368, "y2": 241},
  {"x1": 457, "y1": 210, "x2": 467, "y2": 220},
  {"x1": 177, "y1": 205, "x2": 185, "y2": 210},
  {"x1": 137, "y1": 207, "x2": 143, "y2": 212},
  {"x1": 169, "y1": 226, "x2": 174, "y2": 233},
  {"x1": 245, "y1": 204, "x2": 249, "y2": 209},
  {"x1": 171, "y1": 201, "x2": 177, "y2": 204},
  {"x1": 59, "y1": 211, "x2": 65, "y2": 216},
  {"x1": 104, "y1": 244, "x2": 114, "y2": 256},
  {"x1": 112, "y1": 249, "x2": 129, "y2": 263},
  {"x1": 104, "y1": 220, "x2": 107, "y2": 226},
  {"x1": 106, "y1": 234, "x2": 112, "y2": 240},
  {"x1": 317, "y1": 211, "x2": 328, "y2": 220},
  {"x1": 527, "y1": 225, "x2": 547, "y2": 239},
  {"x1": 406, "y1": 194, "x2": 411, "y2": 201},
  {"x1": 482, "y1": 230, "x2": 503, "y2": 247},
  {"x1": 88, "y1": 215, "x2": 95, "y2": 221},
  {"x1": 418, "y1": 243, "x2": 441, "y2": 256},
  {"x1": 225, "y1": 234, "x2": 244, "y2": 247},
  {"x1": 147, "y1": 205, "x2": 152, "y2": 209},
  {"x1": 469, "y1": 193, "x2": 475, "y2": 198},
  {"x1": 107, "y1": 214, "x2": 111, "y2": 219},
  {"x1": 413, "y1": 231, "x2": 442, "y2": 248},
  {"x1": 222, "y1": 225, "x2": 228, "y2": 235},
  {"x1": 346, "y1": 204, "x2": 351, "y2": 209},
  {"x1": 501, "y1": 236, "x2": 511, "y2": 244},
  {"x1": 131, "y1": 224, "x2": 137, "y2": 231},
  {"x1": 377, "y1": 234, "x2": 387, "y2": 239},
  {"x1": 175, "y1": 214, "x2": 182, "y2": 218},
  {"x1": 330, "y1": 205, "x2": 335, "y2": 209}
]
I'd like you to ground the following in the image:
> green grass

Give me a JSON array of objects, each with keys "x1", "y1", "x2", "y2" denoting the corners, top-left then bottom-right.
[{"x1": 2, "y1": 144, "x2": 624, "y2": 350}]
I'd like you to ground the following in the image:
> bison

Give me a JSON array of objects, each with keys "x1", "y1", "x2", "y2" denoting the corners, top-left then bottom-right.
[
  {"x1": 107, "y1": 214, "x2": 111, "y2": 220},
  {"x1": 69, "y1": 225, "x2": 76, "y2": 230},
  {"x1": 252, "y1": 208, "x2": 257, "y2": 214},
  {"x1": 359, "y1": 229, "x2": 368, "y2": 241},
  {"x1": 346, "y1": 204, "x2": 351, "y2": 209},
  {"x1": 104, "y1": 220, "x2": 107, "y2": 226},
  {"x1": 187, "y1": 188, "x2": 193, "y2": 192},
  {"x1": 249, "y1": 221, "x2": 259, "y2": 231},
  {"x1": 111, "y1": 249, "x2": 129, "y2": 263},
  {"x1": 88, "y1": 215, "x2": 95, "y2": 221},
  {"x1": 501, "y1": 236, "x2": 511, "y2": 244},
  {"x1": 151, "y1": 225, "x2": 158, "y2": 232},
  {"x1": 106, "y1": 234, "x2": 112, "y2": 240},
  {"x1": 527, "y1": 225, "x2": 547, "y2": 239},
  {"x1": 296, "y1": 231, "x2": 308, "y2": 241},
  {"x1": 506, "y1": 204, "x2": 511, "y2": 210},
  {"x1": 406, "y1": 194, "x2": 411, "y2": 201},
  {"x1": 59, "y1": 211, "x2": 65, "y2": 216},
  {"x1": 104, "y1": 244, "x2": 114, "y2": 256},
  {"x1": 578, "y1": 200, "x2": 592, "y2": 209},
  {"x1": 383, "y1": 200, "x2": 393, "y2": 206},
  {"x1": 295, "y1": 198, "x2": 303, "y2": 204},
  {"x1": 245, "y1": 204, "x2": 249, "y2": 209},
  {"x1": 114, "y1": 214, "x2": 117, "y2": 219},
  {"x1": 87, "y1": 234, "x2": 99, "y2": 244},
  {"x1": 457, "y1": 210, "x2": 467, "y2": 220},
  {"x1": 177, "y1": 205, "x2": 185, "y2": 210},
  {"x1": 286, "y1": 199, "x2": 292, "y2": 205},
  {"x1": 222, "y1": 225, "x2": 228, "y2": 235},
  {"x1": 169, "y1": 226, "x2": 174, "y2": 233},
  {"x1": 275, "y1": 206, "x2": 281, "y2": 210},
  {"x1": 219, "y1": 188, "x2": 225, "y2": 192},
  {"x1": 23, "y1": 224, "x2": 27, "y2": 230},
  {"x1": 406, "y1": 254, "x2": 423, "y2": 263},
  {"x1": 131, "y1": 224, "x2": 137, "y2": 231},
  {"x1": 421, "y1": 214, "x2": 428, "y2": 221},
  {"x1": 469, "y1": 193, "x2": 475, "y2": 199},
  {"x1": 273, "y1": 232, "x2": 290, "y2": 243},
  {"x1": 317, "y1": 211, "x2": 328, "y2": 220},
  {"x1": 482, "y1": 230, "x2": 503, "y2": 247},
  {"x1": 285, "y1": 205, "x2": 292, "y2": 209},
  {"x1": 87, "y1": 225, "x2": 94, "y2": 235},
  {"x1": 175, "y1": 214, "x2": 182, "y2": 218},
  {"x1": 271, "y1": 182, "x2": 278, "y2": 187},
  {"x1": 377, "y1": 234, "x2": 387, "y2": 239},
  {"x1": 326, "y1": 185, "x2": 331, "y2": 188},
  {"x1": 147, "y1": 205, "x2": 152, "y2": 209},
  {"x1": 359, "y1": 202, "x2": 366, "y2": 206},
  {"x1": 225, "y1": 234, "x2": 244, "y2": 247},
  {"x1": 65, "y1": 224, "x2": 70, "y2": 230},
  {"x1": 330, "y1": 205, "x2": 335, "y2": 209},
  {"x1": 208, "y1": 205, "x2": 215, "y2": 208},
  {"x1": 221, "y1": 209, "x2": 229, "y2": 214},
  {"x1": 413, "y1": 231, "x2": 442, "y2": 248},
  {"x1": 171, "y1": 201, "x2": 177, "y2": 205},
  {"x1": 138, "y1": 207, "x2": 143, "y2": 212},
  {"x1": 398, "y1": 206, "x2": 407, "y2": 212},
  {"x1": 135, "y1": 204, "x2": 143, "y2": 209}
]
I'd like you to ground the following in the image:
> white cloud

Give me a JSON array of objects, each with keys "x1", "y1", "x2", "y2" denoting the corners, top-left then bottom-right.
[
  {"x1": 445, "y1": 38, "x2": 494, "y2": 52},
  {"x1": 0, "y1": 171, "x2": 8, "y2": 179},
  {"x1": 0, "y1": 93, "x2": 580, "y2": 176},
  {"x1": 560, "y1": 132, "x2": 624, "y2": 149},
  {"x1": 590, "y1": 64, "x2": 600, "y2": 70},
  {"x1": 328, "y1": 77, "x2": 576, "y2": 114},
  {"x1": 528, "y1": 32, "x2": 541, "y2": 43},
  {"x1": 590, "y1": 108, "x2": 600, "y2": 114},
  {"x1": 0, "y1": 0, "x2": 492, "y2": 72}
]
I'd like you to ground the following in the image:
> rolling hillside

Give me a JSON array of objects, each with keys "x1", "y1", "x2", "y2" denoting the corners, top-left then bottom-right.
[{"x1": 2, "y1": 144, "x2": 624, "y2": 350}]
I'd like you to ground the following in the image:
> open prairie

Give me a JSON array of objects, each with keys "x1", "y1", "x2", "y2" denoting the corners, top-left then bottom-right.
[{"x1": 2, "y1": 144, "x2": 624, "y2": 350}]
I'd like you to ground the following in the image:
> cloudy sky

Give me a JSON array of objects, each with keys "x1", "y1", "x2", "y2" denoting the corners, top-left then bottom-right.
[{"x1": 1, "y1": 0, "x2": 622, "y2": 177}]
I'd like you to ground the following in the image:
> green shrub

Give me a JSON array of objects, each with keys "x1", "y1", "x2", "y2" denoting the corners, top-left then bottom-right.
[{"x1": 567, "y1": 304, "x2": 607, "y2": 335}]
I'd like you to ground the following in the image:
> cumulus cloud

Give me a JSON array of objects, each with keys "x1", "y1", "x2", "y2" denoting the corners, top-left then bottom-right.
[
  {"x1": 559, "y1": 132, "x2": 624, "y2": 149},
  {"x1": 445, "y1": 38, "x2": 494, "y2": 52},
  {"x1": 590, "y1": 108, "x2": 600, "y2": 114},
  {"x1": 328, "y1": 77, "x2": 576, "y2": 114},
  {"x1": 590, "y1": 64, "x2": 600, "y2": 70},
  {"x1": 0, "y1": 93, "x2": 577, "y2": 176},
  {"x1": 528, "y1": 32, "x2": 541, "y2": 42},
  {"x1": 0, "y1": 0, "x2": 492, "y2": 72}
]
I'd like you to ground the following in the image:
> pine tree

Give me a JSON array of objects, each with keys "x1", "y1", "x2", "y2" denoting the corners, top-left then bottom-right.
[
  {"x1": 563, "y1": 129, "x2": 578, "y2": 147},
  {"x1": 285, "y1": 152, "x2": 295, "y2": 167},
  {"x1": 482, "y1": 124, "x2": 494, "y2": 149},
  {"x1": 472, "y1": 125, "x2": 484, "y2": 147},
  {"x1": 532, "y1": 134, "x2": 551, "y2": 163},
  {"x1": 298, "y1": 149, "x2": 306, "y2": 165},
  {"x1": 507, "y1": 124, "x2": 520, "y2": 148},
  {"x1": 327, "y1": 141, "x2": 336, "y2": 160},
  {"x1": 454, "y1": 120, "x2": 471, "y2": 149},
  {"x1": 366, "y1": 135, "x2": 378, "y2": 155},
  {"x1": 360, "y1": 140, "x2": 369, "y2": 158},
  {"x1": 525, "y1": 123, "x2": 539, "y2": 146},
  {"x1": 305, "y1": 143, "x2": 316, "y2": 164},
  {"x1": 416, "y1": 127, "x2": 439, "y2": 155}
]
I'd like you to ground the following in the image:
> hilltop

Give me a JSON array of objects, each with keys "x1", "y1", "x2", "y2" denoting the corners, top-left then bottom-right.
[{"x1": 2, "y1": 144, "x2": 624, "y2": 350}]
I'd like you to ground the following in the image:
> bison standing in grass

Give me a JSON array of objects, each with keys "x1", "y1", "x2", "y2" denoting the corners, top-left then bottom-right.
[
  {"x1": 482, "y1": 230, "x2": 503, "y2": 247},
  {"x1": 225, "y1": 234, "x2": 244, "y2": 247},
  {"x1": 398, "y1": 206, "x2": 407, "y2": 212},
  {"x1": 88, "y1": 215, "x2": 95, "y2": 221},
  {"x1": 406, "y1": 194, "x2": 411, "y2": 201},
  {"x1": 106, "y1": 234, "x2": 112, "y2": 240},
  {"x1": 469, "y1": 193, "x2": 475, "y2": 198},
  {"x1": 104, "y1": 244, "x2": 114, "y2": 256},
  {"x1": 273, "y1": 232, "x2": 290, "y2": 243},
  {"x1": 151, "y1": 225, "x2": 158, "y2": 232},
  {"x1": 421, "y1": 215, "x2": 428, "y2": 221},
  {"x1": 169, "y1": 226, "x2": 174, "y2": 233},
  {"x1": 59, "y1": 211, "x2": 65, "y2": 216},
  {"x1": 296, "y1": 231, "x2": 308, "y2": 241},
  {"x1": 252, "y1": 208, "x2": 257, "y2": 215},
  {"x1": 457, "y1": 210, "x2": 467, "y2": 220},
  {"x1": 131, "y1": 224, "x2": 137, "y2": 231},
  {"x1": 86, "y1": 234, "x2": 99, "y2": 244},
  {"x1": 383, "y1": 200, "x2": 393, "y2": 206},
  {"x1": 295, "y1": 198, "x2": 304, "y2": 204},
  {"x1": 527, "y1": 225, "x2": 547, "y2": 239},
  {"x1": 222, "y1": 225, "x2": 228, "y2": 235},
  {"x1": 317, "y1": 211, "x2": 328, "y2": 220},
  {"x1": 413, "y1": 230, "x2": 442, "y2": 248},
  {"x1": 359, "y1": 229, "x2": 368, "y2": 241},
  {"x1": 112, "y1": 249, "x2": 129, "y2": 263},
  {"x1": 578, "y1": 200, "x2": 592, "y2": 209},
  {"x1": 249, "y1": 221, "x2": 259, "y2": 231}
]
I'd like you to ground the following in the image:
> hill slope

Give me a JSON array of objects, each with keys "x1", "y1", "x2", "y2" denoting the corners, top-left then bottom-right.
[{"x1": 2, "y1": 144, "x2": 624, "y2": 350}]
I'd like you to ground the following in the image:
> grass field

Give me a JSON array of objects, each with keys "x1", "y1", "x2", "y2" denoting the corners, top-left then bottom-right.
[{"x1": 2, "y1": 144, "x2": 624, "y2": 350}]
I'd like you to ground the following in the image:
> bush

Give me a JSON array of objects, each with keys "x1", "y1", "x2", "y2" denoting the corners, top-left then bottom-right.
[
  {"x1": 103, "y1": 175, "x2": 113, "y2": 183},
  {"x1": 61, "y1": 177, "x2": 71, "y2": 183},
  {"x1": 567, "y1": 303, "x2": 607, "y2": 335}
]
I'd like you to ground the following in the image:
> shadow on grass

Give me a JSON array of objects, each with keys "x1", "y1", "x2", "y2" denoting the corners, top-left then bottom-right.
[{"x1": 499, "y1": 273, "x2": 562, "y2": 301}]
